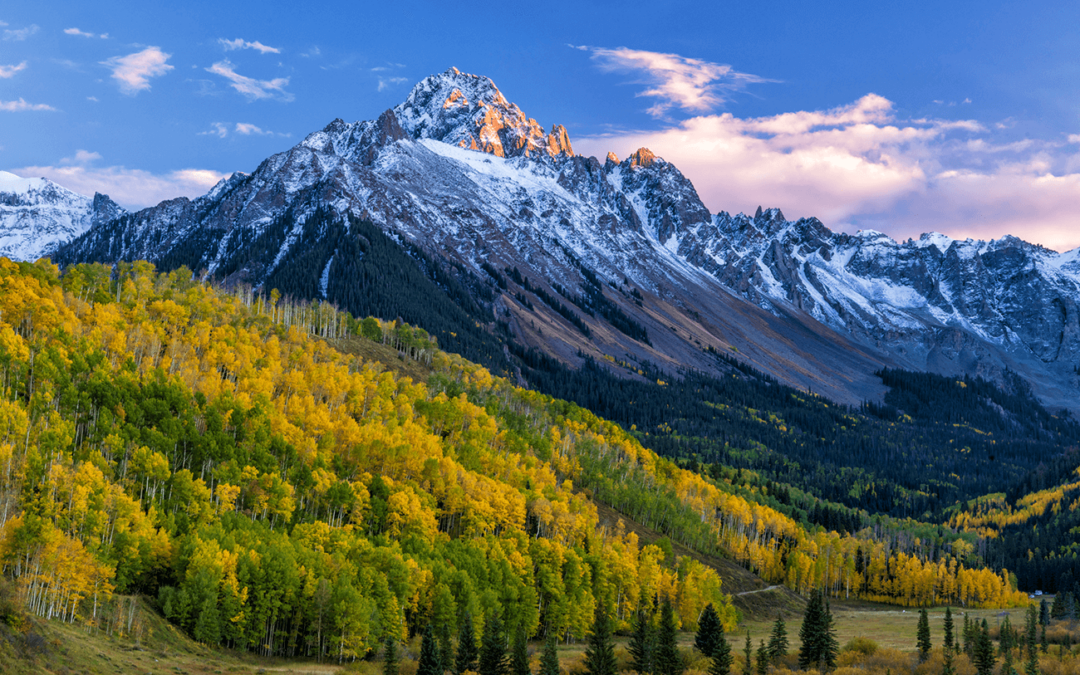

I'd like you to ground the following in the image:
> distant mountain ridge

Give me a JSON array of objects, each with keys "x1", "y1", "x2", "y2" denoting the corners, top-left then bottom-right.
[
  {"x1": 0, "y1": 171, "x2": 124, "y2": 262},
  {"x1": 46, "y1": 67, "x2": 1080, "y2": 412}
]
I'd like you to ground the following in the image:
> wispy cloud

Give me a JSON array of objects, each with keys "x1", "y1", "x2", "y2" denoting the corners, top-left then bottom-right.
[
  {"x1": 0, "y1": 61, "x2": 27, "y2": 78},
  {"x1": 0, "y1": 98, "x2": 55, "y2": 111},
  {"x1": 12, "y1": 163, "x2": 229, "y2": 209},
  {"x1": 64, "y1": 27, "x2": 108, "y2": 39},
  {"x1": 206, "y1": 60, "x2": 292, "y2": 101},
  {"x1": 575, "y1": 90, "x2": 1080, "y2": 251},
  {"x1": 377, "y1": 76, "x2": 407, "y2": 91},
  {"x1": 576, "y1": 45, "x2": 772, "y2": 118},
  {"x1": 200, "y1": 121, "x2": 289, "y2": 138},
  {"x1": 101, "y1": 47, "x2": 173, "y2": 95},
  {"x1": 60, "y1": 149, "x2": 102, "y2": 165},
  {"x1": 199, "y1": 122, "x2": 230, "y2": 138},
  {"x1": 219, "y1": 38, "x2": 280, "y2": 54},
  {"x1": 3, "y1": 24, "x2": 39, "y2": 41}
]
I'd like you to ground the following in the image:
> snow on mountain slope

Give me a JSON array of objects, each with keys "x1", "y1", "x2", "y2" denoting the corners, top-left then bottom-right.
[
  {"x1": 0, "y1": 171, "x2": 124, "y2": 261},
  {"x1": 48, "y1": 68, "x2": 1080, "y2": 411}
]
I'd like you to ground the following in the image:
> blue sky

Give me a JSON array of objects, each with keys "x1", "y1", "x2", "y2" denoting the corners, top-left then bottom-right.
[{"x1": 4, "y1": 1, "x2": 1080, "y2": 249}]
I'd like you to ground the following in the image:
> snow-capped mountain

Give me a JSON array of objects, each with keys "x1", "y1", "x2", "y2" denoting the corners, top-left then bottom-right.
[
  {"x1": 49, "y1": 68, "x2": 1080, "y2": 411},
  {"x1": 0, "y1": 171, "x2": 124, "y2": 262}
]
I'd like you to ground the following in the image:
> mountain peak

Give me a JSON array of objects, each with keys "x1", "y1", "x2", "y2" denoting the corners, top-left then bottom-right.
[
  {"x1": 393, "y1": 68, "x2": 573, "y2": 159},
  {"x1": 0, "y1": 170, "x2": 46, "y2": 194},
  {"x1": 628, "y1": 148, "x2": 658, "y2": 168}
]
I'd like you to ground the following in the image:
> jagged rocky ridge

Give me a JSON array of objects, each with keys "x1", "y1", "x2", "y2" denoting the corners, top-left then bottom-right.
[
  {"x1": 51, "y1": 68, "x2": 1080, "y2": 411},
  {"x1": 0, "y1": 171, "x2": 123, "y2": 262}
]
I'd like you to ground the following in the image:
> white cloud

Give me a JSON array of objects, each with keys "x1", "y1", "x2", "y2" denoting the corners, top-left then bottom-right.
[
  {"x1": 61, "y1": 150, "x2": 102, "y2": 165},
  {"x1": 377, "y1": 76, "x2": 407, "y2": 91},
  {"x1": 3, "y1": 24, "x2": 38, "y2": 41},
  {"x1": 0, "y1": 98, "x2": 55, "y2": 111},
  {"x1": 198, "y1": 121, "x2": 289, "y2": 138},
  {"x1": 64, "y1": 27, "x2": 107, "y2": 39},
  {"x1": 575, "y1": 93, "x2": 1080, "y2": 252},
  {"x1": 579, "y1": 45, "x2": 772, "y2": 117},
  {"x1": 101, "y1": 47, "x2": 173, "y2": 95},
  {"x1": 199, "y1": 122, "x2": 230, "y2": 138},
  {"x1": 0, "y1": 61, "x2": 27, "y2": 78},
  {"x1": 12, "y1": 164, "x2": 229, "y2": 209},
  {"x1": 219, "y1": 38, "x2": 280, "y2": 54},
  {"x1": 206, "y1": 60, "x2": 292, "y2": 101}
]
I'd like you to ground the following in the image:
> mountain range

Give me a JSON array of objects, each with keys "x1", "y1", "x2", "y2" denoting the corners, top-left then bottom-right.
[{"x1": 5, "y1": 67, "x2": 1078, "y2": 411}]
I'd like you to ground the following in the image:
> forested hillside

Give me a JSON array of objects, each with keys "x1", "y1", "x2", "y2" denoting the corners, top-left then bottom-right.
[{"x1": 0, "y1": 259, "x2": 1025, "y2": 661}]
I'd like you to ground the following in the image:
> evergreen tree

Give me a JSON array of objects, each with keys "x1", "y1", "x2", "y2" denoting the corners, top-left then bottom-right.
[
  {"x1": 1040, "y1": 623, "x2": 1047, "y2": 654},
  {"x1": 766, "y1": 615, "x2": 788, "y2": 662},
  {"x1": 419, "y1": 624, "x2": 444, "y2": 675},
  {"x1": 708, "y1": 624, "x2": 733, "y2": 675},
  {"x1": 962, "y1": 614, "x2": 974, "y2": 656},
  {"x1": 942, "y1": 642, "x2": 956, "y2": 675},
  {"x1": 742, "y1": 632, "x2": 752, "y2": 675},
  {"x1": 583, "y1": 604, "x2": 618, "y2": 675},
  {"x1": 385, "y1": 636, "x2": 400, "y2": 675},
  {"x1": 629, "y1": 608, "x2": 655, "y2": 675},
  {"x1": 696, "y1": 604, "x2": 722, "y2": 658},
  {"x1": 1023, "y1": 606, "x2": 1039, "y2": 675},
  {"x1": 972, "y1": 619, "x2": 995, "y2": 675},
  {"x1": 511, "y1": 627, "x2": 531, "y2": 675},
  {"x1": 943, "y1": 607, "x2": 955, "y2": 654},
  {"x1": 916, "y1": 607, "x2": 931, "y2": 662},
  {"x1": 1001, "y1": 643, "x2": 1015, "y2": 675},
  {"x1": 754, "y1": 640, "x2": 768, "y2": 675},
  {"x1": 479, "y1": 616, "x2": 508, "y2": 675},
  {"x1": 440, "y1": 621, "x2": 456, "y2": 675},
  {"x1": 456, "y1": 614, "x2": 479, "y2": 675},
  {"x1": 798, "y1": 590, "x2": 825, "y2": 671},
  {"x1": 539, "y1": 633, "x2": 560, "y2": 675},
  {"x1": 820, "y1": 601, "x2": 839, "y2": 672},
  {"x1": 999, "y1": 616, "x2": 1014, "y2": 656},
  {"x1": 1039, "y1": 599, "x2": 1050, "y2": 627},
  {"x1": 655, "y1": 600, "x2": 684, "y2": 675}
]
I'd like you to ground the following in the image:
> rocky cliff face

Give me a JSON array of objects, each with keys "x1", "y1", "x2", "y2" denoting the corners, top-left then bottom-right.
[
  {"x1": 50, "y1": 68, "x2": 1080, "y2": 411},
  {"x1": 0, "y1": 171, "x2": 123, "y2": 262}
]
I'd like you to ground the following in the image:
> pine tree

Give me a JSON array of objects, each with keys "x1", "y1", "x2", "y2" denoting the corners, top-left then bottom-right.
[
  {"x1": 766, "y1": 614, "x2": 788, "y2": 662},
  {"x1": 916, "y1": 607, "x2": 931, "y2": 662},
  {"x1": 696, "y1": 604, "x2": 722, "y2": 658},
  {"x1": 479, "y1": 616, "x2": 508, "y2": 675},
  {"x1": 456, "y1": 614, "x2": 479, "y2": 675},
  {"x1": 943, "y1": 607, "x2": 955, "y2": 654},
  {"x1": 742, "y1": 632, "x2": 752, "y2": 675},
  {"x1": 820, "y1": 601, "x2": 839, "y2": 672},
  {"x1": 419, "y1": 624, "x2": 444, "y2": 675},
  {"x1": 708, "y1": 624, "x2": 733, "y2": 675},
  {"x1": 583, "y1": 604, "x2": 617, "y2": 675},
  {"x1": 629, "y1": 608, "x2": 655, "y2": 675},
  {"x1": 539, "y1": 632, "x2": 560, "y2": 675},
  {"x1": 385, "y1": 636, "x2": 400, "y2": 675},
  {"x1": 973, "y1": 619, "x2": 995, "y2": 675},
  {"x1": 755, "y1": 640, "x2": 768, "y2": 675},
  {"x1": 1023, "y1": 604, "x2": 1039, "y2": 675},
  {"x1": 1002, "y1": 643, "x2": 1015, "y2": 675},
  {"x1": 798, "y1": 590, "x2": 825, "y2": 671},
  {"x1": 943, "y1": 643, "x2": 956, "y2": 675},
  {"x1": 1040, "y1": 623, "x2": 1047, "y2": 654},
  {"x1": 963, "y1": 614, "x2": 974, "y2": 656},
  {"x1": 655, "y1": 600, "x2": 684, "y2": 675},
  {"x1": 441, "y1": 621, "x2": 456, "y2": 675},
  {"x1": 1039, "y1": 599, "x2": 1050, "y2": 627},
  {"x1": 511, "y1": 627, "x2": 531, "y2": 675}
]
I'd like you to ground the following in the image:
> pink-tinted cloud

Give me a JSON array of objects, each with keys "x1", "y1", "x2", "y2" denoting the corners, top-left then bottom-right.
[
  {"x1": 578, "y1": 46, "x2": 772, "y2": 117},
  {"x1": 576, "y1": 95, "x2": 1080, "y2": 252},
  {"x1": 0, "y1": 61, "x2": 27, "y2": 78},
  {"x1": 0, "y1": 98, "x2": 55, "y2": 111},
  {"x1": 206, "y1": 60, "x2": 292, "y2": 101},
  {"x1": 219, "y1": 38, "x2": 280, "y2": 54},
  {"x1": 12, "y1": 163, "x2": 228, "y2": 209},
  {"x1": 101, "y1": 47, "x2": 173, "y2": 94}
]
